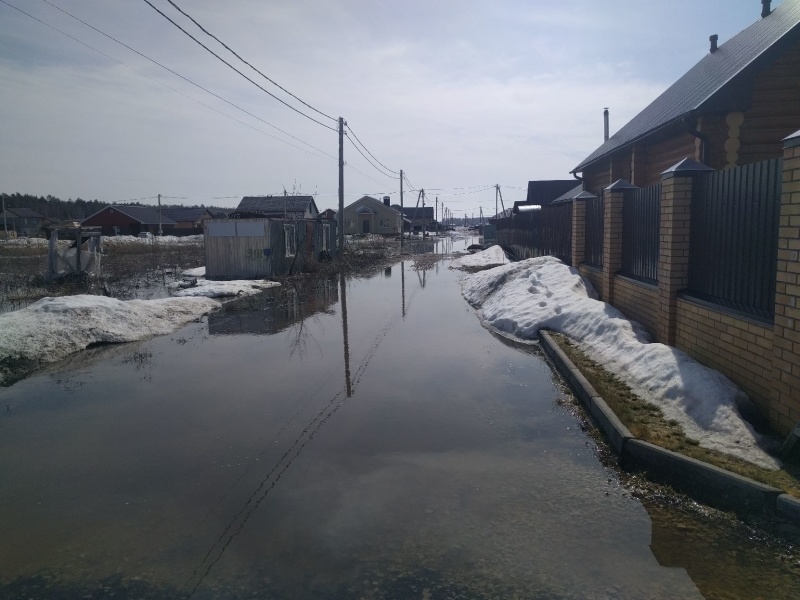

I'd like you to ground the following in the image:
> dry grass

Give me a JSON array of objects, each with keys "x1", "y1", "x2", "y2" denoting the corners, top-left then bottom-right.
[{"x1": 550, "y1": 332, "x2": 800, "y2": 498}]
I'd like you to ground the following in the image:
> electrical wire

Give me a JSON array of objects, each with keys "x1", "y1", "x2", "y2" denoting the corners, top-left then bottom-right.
[
  {"x1": 34, "y1": 0, "x2": 337, "y2": 160},
  {"x1": 345, "y1": 123, "x2": 399, "y2": 175},
  {"x1": 344, "y1": 135, "x2": 397, "y2": 181},
  {"x1": 164, "y1": 0, "x2": 336, "y2": 123},
  {"x1": 140, "y1": 0, "x2": 336, "y2": 131}
]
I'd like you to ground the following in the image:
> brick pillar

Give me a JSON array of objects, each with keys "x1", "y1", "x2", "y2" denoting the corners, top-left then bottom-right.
[
  {"x1": 771, "y1": 129, "x2": 800, "y2": 435},
  {"x1": 602, "y1": 180, "x2": 634, "y2": 304},
  {"x1": 657, "y1": 158, "x2": 713, "y2": 345}
]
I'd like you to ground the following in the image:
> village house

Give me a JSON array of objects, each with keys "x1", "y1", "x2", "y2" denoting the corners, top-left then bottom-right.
[
  {"x1": 81, "y1": 205, "x2": 176, "y2": 236},
  {"x1": 391, "y1": 204, "x2": 435, "y2": 232},
  {"x1": 0, "y1": 207, "x2": 47, "y2": 237},
  {"x1": 232, "y1": 195, "x2": 319, "y2": 220},
  {"x1": 160, "y1": 207, "x2": 215, "y2": 235},
  {"x1": 342, "y1": 196, "x2": 402, "y2": 235}
]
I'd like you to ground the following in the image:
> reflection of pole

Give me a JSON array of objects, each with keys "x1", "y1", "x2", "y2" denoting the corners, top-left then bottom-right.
[
  {"x1": 401, "y1": 260, "x2": 406, "y2": 319},
  {"x1": 339, "y1": 272, "x2": 352, "y2": 397}
]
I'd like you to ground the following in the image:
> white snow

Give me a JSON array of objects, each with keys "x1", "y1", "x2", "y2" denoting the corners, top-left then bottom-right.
[
  {"x1": 451, "y1": 245, "x2": 508, "y2": 269},
  {"x1": 460, "y1": 250, "x2": 780, "y2": 470},
  {"x1": 0, "y1": 295, "x2": 219, "y2": 385},
  {"x1": 102, "y1": 234, "x2": 203, "y2": 246},
  {"x1": 182, "y1": 266, "x2": 206, "y2": 277},
  {"x1": 170, "y1": 278, "x2": 280, "y2": 298}
]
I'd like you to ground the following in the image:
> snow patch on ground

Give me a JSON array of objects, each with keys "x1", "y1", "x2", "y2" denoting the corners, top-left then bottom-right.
[
  {"x1": 451, "y1": 245, "x2": 508, "y2": 269},
  {"x1": 182, "y1": 266, "x2": 206, "y2": 277},
  {"x1": 0, "y1": 295, "x2": 219, "y2": 385},
  {"x1": 102, "y1": 234, "x2": 203, "y2": 246},
  {"x1": 461, "y1": 256, "x2": 779, "y2": 470},
  {"x1": 170, "y1": 279, "x2": 280, "y2": 298}
]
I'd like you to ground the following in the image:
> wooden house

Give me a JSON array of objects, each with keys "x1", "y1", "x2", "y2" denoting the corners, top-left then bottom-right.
[
  {"x1": 160, "y1": 207, "x2": 215, "y2": 235},
  {"x1": 572, "y1": 0, "x2": 800, "y2": 192},
  {"x1": 0, "y1": 207, "x2": 46, "y2": 237},
  {"x1": 232, "y1": 195, "x2": 319, "y2": 220},
  {"x1": 343, "y1": 196, "x2": 402, "y2": 235},
  {"x1": 81, "y1": 205, "x2": 177, "y2": 236},
  {"x1": 319, "y1": 208, "x2": 337, "y2": 221},
  {"x1": 204, "y1": 218, "x2": 336, "y2": 280},
  {"x1": 391, "y1": 204, "x2": 435, "y2": 232}
]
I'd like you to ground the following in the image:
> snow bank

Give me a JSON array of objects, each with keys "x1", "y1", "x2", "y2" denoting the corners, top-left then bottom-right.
[
  {"x1": 170, "y1": 279, "x2": 279, "y2": 298},
  {"x1": 461, "y1": 256, "x2": 780, "y2": 470},
  {"x1": 451, "y1": 245, "x2": 508, "y2": 269},
  {"x1": 102, "y1": 234, "x2": 203, "y2": 246},
  {"x1": 182, "y1": 266, "x2": 206, "y2": 277},
  {"x1": 0, "y1": 295, "x2": 219, "y2": 385}
]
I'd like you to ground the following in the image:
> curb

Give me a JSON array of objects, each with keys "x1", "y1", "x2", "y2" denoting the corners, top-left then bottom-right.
[{"x1": 538, "y1": 330, "x2": 796, "y2": 520}]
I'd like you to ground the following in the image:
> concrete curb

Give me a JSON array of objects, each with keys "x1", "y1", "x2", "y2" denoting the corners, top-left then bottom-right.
[{"x1": 538, "y1": 330, "x2": 794, "y2": 519}]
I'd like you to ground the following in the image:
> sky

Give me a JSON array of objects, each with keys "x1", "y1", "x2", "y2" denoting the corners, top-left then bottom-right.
[{"x1": 0, "y1": 0, "x2": 786, "y2": 216}]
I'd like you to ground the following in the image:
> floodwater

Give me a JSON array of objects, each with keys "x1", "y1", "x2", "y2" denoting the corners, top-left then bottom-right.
[{"x1": 1, "y1": 235, "x2": 798, "y2": 599}]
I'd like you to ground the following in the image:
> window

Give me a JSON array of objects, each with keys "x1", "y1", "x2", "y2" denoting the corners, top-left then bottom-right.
[
  {"x1": 284, "y1": 224, "x2": 296, "y2": 257},
  {"x1": 346, "y1": 219, "x2": 355, "y2": 228},
  {"x1": 380, "y1": 219, "x2": 390, "y2": 228}
]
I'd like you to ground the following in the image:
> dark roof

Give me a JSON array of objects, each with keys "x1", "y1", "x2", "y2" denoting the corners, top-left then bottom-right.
[
  {"x1": 235, "y1": 195, "x2": 317, "y2": 216},
  {"x1": 3, "y1": 207, "x2": 44, "y2": 219},
  {"x1": 92, "y1": 205, "x2": 176, "y2": 225},
  {"x1": 551, "y1": 183, "x2": 584, "y2": 204},
  {"x1": 161, "y1": 207, "x2": 212, "y2": 222},
  {"x1": 574, "y1": 1, "x2": 800, "y2": 173},
  {"x1": 349, "y1": 196, "x2": 401, "y2": 214},
  {"x1": 391, "y1": 205, "x2": 435, "y2": 219},
  {"x1": 526, "y1": 180, "x2": 581, "y2": 205}
]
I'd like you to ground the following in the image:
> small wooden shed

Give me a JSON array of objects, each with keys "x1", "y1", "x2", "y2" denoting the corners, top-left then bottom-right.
[{"x1": 204, "y1": 218, "x2": 336, "y2": 280}]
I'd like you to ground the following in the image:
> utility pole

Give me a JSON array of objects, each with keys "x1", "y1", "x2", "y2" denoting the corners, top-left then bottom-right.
[
  {"x1": 338, "y1": 116, "x2": 345, "y2": 251},
  {"x1": 422, "y1": 190, "x2": 426, "y2": 238},
  {"x1": 158, "y1": 193, "x2": 162, "y2": 236},
  {"x1": 2, "y1": 194, "x2": 7, "y2": 237},
  {"x1": 435, "y1": 197, "x2": 438, "y2": 235},
  {"x1": 495, "y1": 184, "x2": 499, "y2": 220},
  {"x1": 400, "y1": 169, "x2": 404, "y2": 246}
]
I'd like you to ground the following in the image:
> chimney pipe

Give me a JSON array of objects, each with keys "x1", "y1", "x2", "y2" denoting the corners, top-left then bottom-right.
[
  {"x1": 762, "y1": 0, "x2": 771, "y2": 18},
  {"x1": 709, "y1": 34, "x2": 718, "y2": 53},
  {"x1": 603, "y1": 108, "x2": 609, "y2": 142},
  {"x1": 383, "y1": 196, "x2": 390, "y2": 207}
]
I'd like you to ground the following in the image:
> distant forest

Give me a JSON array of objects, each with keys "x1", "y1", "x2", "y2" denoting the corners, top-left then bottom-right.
[{"x1": 0, "y1": 193, "x2": 231, "y2": 221}]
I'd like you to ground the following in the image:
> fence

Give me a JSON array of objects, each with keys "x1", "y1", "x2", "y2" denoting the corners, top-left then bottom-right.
[
  {"x1": 688, "y1": 158, "x2": 782, "y2": 321},
  {"x1": 496, "y1": 204, "x2": 572, "y2": 263},
  {"x1": 622, "y1": 183, "x2": 660, "y2": 284},
  {"x1": 584, "y1": 195, "x2": 604, "y2": 268}
]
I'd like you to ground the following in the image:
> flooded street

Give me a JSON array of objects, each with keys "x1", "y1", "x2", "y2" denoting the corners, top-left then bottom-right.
[{"x1": 1, "y1": 236, "x2": 798, "y2": 599}]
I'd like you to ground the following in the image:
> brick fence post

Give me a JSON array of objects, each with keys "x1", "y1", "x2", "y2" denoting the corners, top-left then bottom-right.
[
  {"x1": 602, "y1": 180, "x2": 635, "y2": 303},
  {"x1": 571, "y1": 196, "x2": 587, "y2": 268},
  {"x1": 771, "y1": 129, "x2": 800, "y2": 435},
  {"x1": 657, "y1": 159, "x2": 714, "y2": 345}
]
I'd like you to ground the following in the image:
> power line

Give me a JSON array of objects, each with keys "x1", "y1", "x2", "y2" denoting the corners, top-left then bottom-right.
[
  {"x1": 344, "y1": 135, "x2": 397, "y2": 181},
  {"x1": 140, "y1": 0, "x2": 336, "y2": 131},
  {"x1": 164, "y1": 0, "x2": 336, "y2": 123},
  {"x1": 31, "y1": 0, "x2": 336, "y2": 160},
  {"x1": 345, "y1": 123, "x2": 399, "y2": 175}
]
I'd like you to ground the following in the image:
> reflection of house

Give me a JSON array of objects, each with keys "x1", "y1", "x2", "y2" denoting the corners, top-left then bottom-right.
[
  {"x1": 208, "y1": 278, "x2": 339, "y2": 336},
  {"x1": 161, "y1": 207, "x2": 215, "y2": 235},
  {"x1": 81, "y1": 205, "x2": 176, "y2": 236},
  {"x1": 342, "y1": 196, "x2": 402, "y2": 235},
  {"x1": 204, "y1": 218, "x2": 337, "y2": 279},
  {"x1": 391, "y1": 204, "x2": 434, "y2": 232},
  {"x1": 572, "y1": 1, "x2": 800, "y2": 191},
  {"x1": 0, "y1": 207, "x2": 46, "y2": 237},
  {"x1": 232, "y1": 195, "x2": 319, "y2": 220}
]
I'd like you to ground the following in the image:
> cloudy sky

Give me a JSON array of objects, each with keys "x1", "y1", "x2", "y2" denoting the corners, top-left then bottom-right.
[{"x1": 0, "y1": 0, "x2": 783, "y2": 216}]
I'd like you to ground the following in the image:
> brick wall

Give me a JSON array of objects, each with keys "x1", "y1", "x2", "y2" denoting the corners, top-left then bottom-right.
[
  {"x1": 613, "y1": 276, "x2": 660, "y2": 339},
  {"x1": 578, "y1": 265, "x2": 603, "y2": 299},
  {"x1": 676, "y1": 298, "x2": 774, "y2": 408}
]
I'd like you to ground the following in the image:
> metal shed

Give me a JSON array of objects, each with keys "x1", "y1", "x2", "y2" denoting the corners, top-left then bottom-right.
[{"x1": 204, "y1": 218, "x2": 336, "y2": 280}]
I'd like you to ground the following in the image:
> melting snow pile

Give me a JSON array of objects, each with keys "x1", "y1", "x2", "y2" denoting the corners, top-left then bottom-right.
[
  {"x1": 0, "y1": 295, "x2": 219, "y2": 385},
  {"x1": 170, "y1": 278, "x2": 280, "y2": 298},
  {"x1": 451, "y1": 245, "x2": 507, "y2": 269},
  {"x1": 460, "y1": 250, "x2": 779, "y2": 470}
]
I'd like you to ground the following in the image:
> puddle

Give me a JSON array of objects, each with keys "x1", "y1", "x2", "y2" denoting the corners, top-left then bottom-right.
[{"x1": 0, "y1": 234, "x2": 798, "y2": 599}]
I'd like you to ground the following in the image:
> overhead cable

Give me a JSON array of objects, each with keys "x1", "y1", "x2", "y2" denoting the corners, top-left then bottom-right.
[
  {"x1": 34, "y1": 0, "x2": 335, "y2": 160},
  {"x1": 344, "y1": 135, "x2": 397, "y2": 181},
  {"x1": 140, "y1": 0, "x2": 336, "y2": 131},
  {"x1": 164, "y1": 0, "x2": 336, "y2": 123},
  {"x1": 345, "y1": 123, "x2": 399, "y2": 175}
]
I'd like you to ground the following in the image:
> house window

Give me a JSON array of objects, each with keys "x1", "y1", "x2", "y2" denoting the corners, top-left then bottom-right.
[
  {"x1": 284, "y1": 224, "x2": 296, "y2": 257},
  {"x1": 346, "y1": 219, "x2": 355, "y2": 228},
  {"x1": 380, "y1": 219, "x2": 390, "y2": 228},
  {"x1": 322, "y1": 224, "x2": 330, "y2": 251}
]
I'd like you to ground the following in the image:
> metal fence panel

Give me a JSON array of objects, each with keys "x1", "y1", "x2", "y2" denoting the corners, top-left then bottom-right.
[
  {"x1": 540, "y1": 203, "x2": 572, "y2": 265},
  {"x1": 622, "y1": 184, "x2": 660, "y2": 284},
  {"x1": 688, "y1": 158, "x2": 782, "y2": 321},
  {"x1": 584, "y1": 195, "x2": 604, "y2": 268}
]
